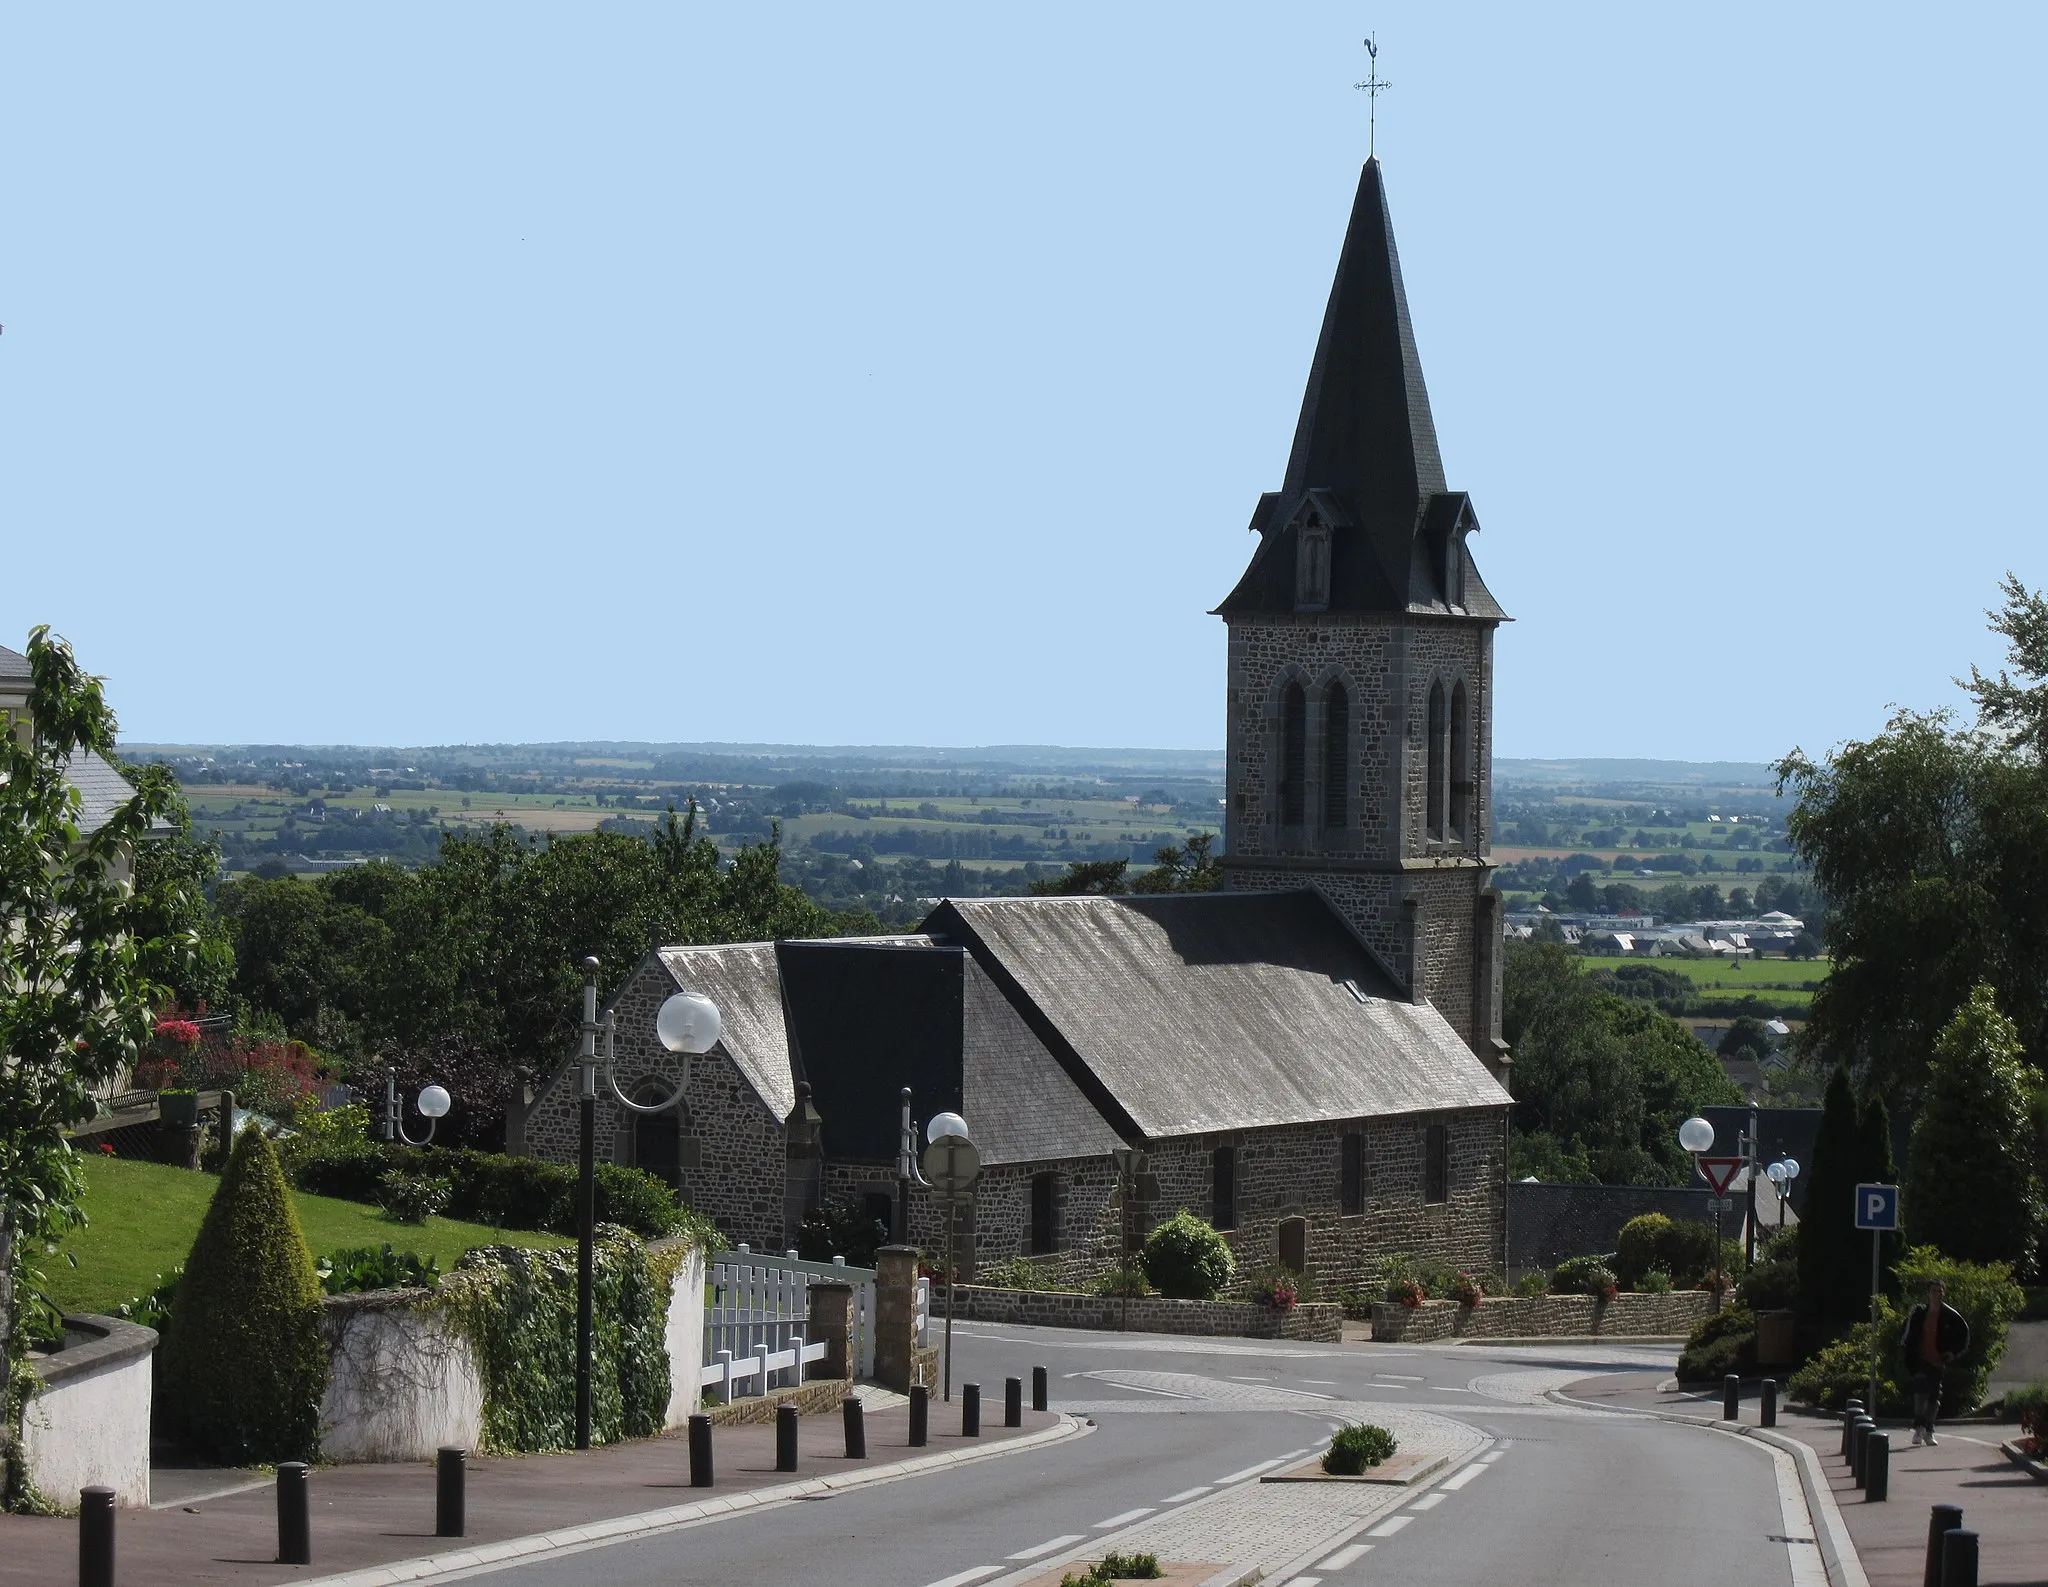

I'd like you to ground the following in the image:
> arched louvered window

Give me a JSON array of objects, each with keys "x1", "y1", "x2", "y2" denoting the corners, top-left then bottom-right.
[
  {"x1": 1425, "y1": 680, "x2": 1447, "y2": 842},
  {"x1": 1449, "y1": 681, "x2": 1471, "y2": 843},
  {"x1": 1279, "y1": 681, "x2": 1307, "y2": 828},
  {"x1": 1321, "y1": 681, "x2": 1350, "y2": 829}
]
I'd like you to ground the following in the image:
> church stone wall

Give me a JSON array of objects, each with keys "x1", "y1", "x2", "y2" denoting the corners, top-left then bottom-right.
[{"x1": 520, "y1": 959, "x2": 788, "y2": 1252}]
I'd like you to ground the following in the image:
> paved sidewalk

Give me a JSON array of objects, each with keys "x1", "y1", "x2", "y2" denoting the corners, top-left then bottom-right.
[
  {"x1": 1565, "y1": 1373, "x2": 2044, "y2": 1587},
  {"x1": 0, "y1": 1402, "x2": 1064, "y2": 1587}
]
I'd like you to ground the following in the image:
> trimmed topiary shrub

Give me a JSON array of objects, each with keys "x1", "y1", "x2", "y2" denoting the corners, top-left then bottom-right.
[
  {"x1": 1677, "y1": 1304, "x2": 1757, "y2": 1382},
  {"x1": 1140, "y1": 1211, "x2": 1235, "y2": 1300},
  {"x1": 1323, "y1": 1422, "x2": 1398, "y2": 1473},
  {"x1": 159, "y1": 1128, "x2": 328, "y2": 1463},
  {"x1": 1615, "y1": 1213, "x2": 1727, "y2": 1289}
]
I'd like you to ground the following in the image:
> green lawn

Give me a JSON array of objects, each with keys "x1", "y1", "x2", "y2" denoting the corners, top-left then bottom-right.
[
  {"x1": 1625, "y1": 956, "x2": 1831, "y2": 991},
  {"x1": 43, "y1": 1156, "x2": 570, "y2": 1315}
]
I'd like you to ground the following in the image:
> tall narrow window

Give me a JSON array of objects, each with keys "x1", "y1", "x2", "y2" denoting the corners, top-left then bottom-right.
[
  {"x1": 1029, "y1": 1171, "x2": 1057, "y2": 1256},
  {"x1": 1424, "y1": 1123, "x2": 1449, "y2": 1205},
  {"x1": 1212, "y1": 1145, "x2": 1238, "y2": 1230},
  {"x1": 1425, "y1": 680, "x2": 1447, "y2": 842},
  {"x1": 1279, "y1": 682, "x2": 1307, "y2": 828},
  {"x1": 632, "y1": 1087, "x2": 682, "y2": 1186},
  {"x1": 1449, "y1": 681, "x2": 1471, "y2": 843},
  {"x1": 1278, "y1": 1217, "x2": 1308, "y2": 1273},
  {"x1": 1322, "y1": 682, "x2": 1350, "y2": 830},
  {"x1": 1340, "y1": 1130, "x2": 1364, "y2": 1216}
]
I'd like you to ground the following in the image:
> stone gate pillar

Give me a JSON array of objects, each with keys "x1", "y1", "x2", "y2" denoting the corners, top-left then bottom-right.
[{"x1": 872, "y1": 1246, "x2": 919, "y2": 1393}]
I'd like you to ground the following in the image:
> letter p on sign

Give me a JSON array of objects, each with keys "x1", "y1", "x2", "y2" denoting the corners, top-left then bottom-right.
[{"x1": 1855, "y1": 1183, "x2": 1899, "y2": 1231}]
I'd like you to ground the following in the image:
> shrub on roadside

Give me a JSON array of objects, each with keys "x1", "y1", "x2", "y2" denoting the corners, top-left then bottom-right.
[
  {"x1": 1513, "y1": 1270, "x2": 1550, "y2": 1298},
  {"x1": 380, "y1": 1170, "x2": 451, "y2": 1224},
  {"x1": 981, "y1": 1257, "x2": 1063, "y2": 1292},
  {"x1": 1737, "y1": 1228, "x2": 1801, "y2": 1312},
  {"x1": 1615, "y1": 1213, "x2": 1729, "y2": 1290},
  {"x1": 1638, "y1": 1268, "x2": 1674, "y2": 1294},
  {"x1": 1059, "y1": 1552, "x2": 1163, "y2": 1584},
  {"x1": 1094, "y1": 1266, "x2": 1151, "y2": 1298},
  {"x1": 1323, "y1": 1423, "x2": 1398, "y2": 1474},
  {"x1": 1550, "y1": 1255, "x2": 1619, "y2": 1300},
  {"x1": 2003, "y1": 1381, "x2": 2048, "y2": 1453},
  {"x1": 1140, "y1": 1211, "x2": 1234, "y2": 1300},
  {"x1": 1677, "y1": 1304, "x2": 1757, "y2": 1382},
  {"x1": 318, "y1": 1244, "x2": 441, "y2": 1295},
  {"x1": 1448, "y1": 1271, "x2": 1483, "y2": 1307},
  {"x1": 1245, "y1": 1262, "x2": 1302, "y2": 1309},
  {"x1": 794, "y1": 1197, "x2": 889, "y2": 1268},
  {"x1": 159, "y1": 1129, "x2": 328, "y2": 1463}
]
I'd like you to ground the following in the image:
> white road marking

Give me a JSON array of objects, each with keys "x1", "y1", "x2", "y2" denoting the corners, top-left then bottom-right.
[
  {"x1": 1301, "y1": 1379, "x2": 1338, "y2": 1385},
  {"x1": 1218, "y1": 1457, "x2": 1287, "y2": 1482},
  {"x1": 1438, "y1": 1461, "x2": 1489, "y2": 1490},
  {"x1": 920, "y1": 1570, "x2": 1001, "y2": 1587},
  {"x1": 1225, "y1": 1374, "x2": 1275, "y2": 1381},
  {"x1": 1366, "y1": 1515, "x2": 1414, "y2": 1538},
  {"x1": 1093, "y1": 1508, "x2": 1154, "y2": 1528},
  {"x1": 1162, "y1": 1486, "x2": 1209, "y2": 1503},
  {"x1": 1006, "y1": 1535, "x2": 1085, "y2": 1561},
  {"x1": 1477, "y1": 1449, "x2": 1505, "y2": 1463},
  {"x1": 1278, "y1": 1578, "x2": 1322, "y2": 1586},
  {"x1": 1317, "y1": 1544, "x2": 1373, "y2": 1570},
  {"x1": 1375, "y1": 1373, "x2": 1426, "y2": 1381},
  {"x1": 1408, "y1": 1491, "x2": 1449, "y2": 1510}
]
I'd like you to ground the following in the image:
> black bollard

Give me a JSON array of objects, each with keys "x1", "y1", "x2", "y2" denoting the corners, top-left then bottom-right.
[
  {"x1": 1761, "y1": 1379, "x2": 1778, "y2": 1428},
  {"x1": 909, "y1": 1383, "x2": 929, "y2": 1447},
  {"x1": 1867, "y1": 1432, "x2": 1890, "y2": 1502},
  {"x1": 1925, "y1": 1505, "x2": 1964, "y2": 1587},
  {"x1": 1005, "y1": 1376, "x2": 1022, "y2": 1428},
  {"x1": 276, "y1": 1462, "x2": 311, "y2": 1566},
  {"x1": 962, "y1": 1382, "x2": 981, "y2": 1438},
  {"x1": 688, "y1": 1413, "x2": 714, "y2": 1488},
  {"x1": 436, "y1": 1447, "x2": 466, "y2": 1538},
  {"x1": 776, "y1": 1402, "x2": 800, "y2": 1472},
  {"x1": 79, "y1": 1485, "x2": 115, "y2": 1587},
  {"x1": 1723, "y1": 1374, "x2": 1740, "y2": 1421},
  {"x1": 1852, "y1": 1419, "x2": 1874, "y2": 1486},
  {"x1": 1842, "y1": 1399, "x2": 1865, "y2": 1458},
  {"x1": 1941, "y1": 1529, "x2": 1979, "y2": 1587},
  {"x1": 1032, "y1": 1364, "x2": 1048, "y2": 1413},
  {"x1": 843, "y1": 1396, "x2": 867, "y2": 1459}
]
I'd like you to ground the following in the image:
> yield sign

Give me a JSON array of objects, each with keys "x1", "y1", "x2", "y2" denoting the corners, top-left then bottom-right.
[{"x1": 1697, "y1": 1157, "x2": 1745, "y2": 1196}]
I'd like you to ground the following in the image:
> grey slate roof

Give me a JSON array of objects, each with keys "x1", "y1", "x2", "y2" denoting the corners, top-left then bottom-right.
[
  {"x1": 0, "y1": 644, "x2": 30, "y2": 689},
  {"x1": 657, "y1": 943, "x2": 795, "y2": 1118},
  {"x1": 61, "y1": 750, "x2": 146, "y2": 837},
  {"x1": 1215, "y1": 159, "x2": 1505, "y2": 624},
  {"x1": 963, "y1": 956, "x2": 1124, "y2": 1164},
  {"x1": 923, "y1": 890, "x2": 1510, "y2": 1140}
]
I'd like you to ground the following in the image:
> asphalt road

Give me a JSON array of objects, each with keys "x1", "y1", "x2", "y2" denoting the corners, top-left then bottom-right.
[{"x1": 465, "y1": 1323, "x2": 1804, "y2": 1587}]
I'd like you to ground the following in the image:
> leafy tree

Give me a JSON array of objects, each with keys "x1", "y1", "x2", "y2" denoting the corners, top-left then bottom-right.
[
  {"x1": 1905, "y1": 985, "x2": 2046, "y2": 1268},
  {"x1": 1030, "y1": 859, "x2": 1130, "y2": 895},
  {"x1": 1721, "y1": 1015, "x2": 1776, "y2": 1065},
  {"x1": 1129, "y1": 832, "x2": 1223, "y2": 894},
  {"x1": 123, "y1": 767, "x2": 236, "y2": 1013},
  {"x1": 1961, "y1": 572, "x2": 2048, "y2": 761},
  {"x1": 1565, "y1": 871, "x2": 1600, "y2": 911},
  {"x1": 1, "y1": 629, "x2": 196, "y2": 1505},
  {"x1": 159, "y1": 1128, "x2": 327, "y2": 1462},
  {"x1": 1504, "y1": 942, "x2": 1740, "y2": 1185}
]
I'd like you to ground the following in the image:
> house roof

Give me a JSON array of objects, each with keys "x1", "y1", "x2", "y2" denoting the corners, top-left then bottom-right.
[
  {"x1": 657, "y1": 943, "x2": 796, "y2": 1118},
  {"x1": 922, "y1": 889, "x2": 1510, "y2": 1139},
  {"x1": 0, "y1": 644, "x2": 29, "y2": 691},
  {"x1": 60, "y1": 750, "x2": 149, "y2": 837},
  {"x1": 1215, "y1": 160, "x2": 1505, "y2": 624}
]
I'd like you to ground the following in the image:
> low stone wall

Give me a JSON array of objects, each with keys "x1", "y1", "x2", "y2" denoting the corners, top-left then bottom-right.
[
  {"x1": 952, "y1": 1285, "x2": 1343, "y2": 1342},
  {"x1": 319, "y1": 1242, "x2": 706, "y2": 1462},
  {"x1": 22, "y1": 1315, "x2": 156, "y2": 1508},
  {"x1": 1369, "y1": 1290, "x2": 1716, "y2": 1342}
]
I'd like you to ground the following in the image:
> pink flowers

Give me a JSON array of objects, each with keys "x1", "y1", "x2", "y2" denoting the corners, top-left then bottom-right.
[{"x1": 154, "y1": 1018, "x2": 202, "y2": 1046}]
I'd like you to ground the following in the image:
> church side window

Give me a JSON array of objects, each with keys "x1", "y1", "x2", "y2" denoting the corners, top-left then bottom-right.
[
  {"x1": 1424, "y1": 1123, "x2": 1449, "y2": 1205},
  {"x1": 1425, "y1": 680, "x2": 1447, "y2": 842},
  {"x1": 1029, "y1": 1172, "x2": 1058, "y2": 1255},
  {"x1": 1279, "y1": 682, "x2": 1307, "y2": 828},
  {"x1": 1211, "y1": 1145, "x2": 1238, "y2": 1230},
  {"x1": 1321, "y1": 682, "x2": 1350, "y2": 830},
  {"x1": 1340, "y1": 1130, "x2": 1364, "y2": 1215},
  {"x1": 1449, "y1": 681, "x2": 1471, "y2": 843}
]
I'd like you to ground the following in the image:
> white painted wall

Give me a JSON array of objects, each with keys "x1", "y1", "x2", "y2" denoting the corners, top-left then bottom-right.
[
  {"x1": 320, "y1": 1291, "x2": 483, "y2": 1464},
  {"x1": 22, "y1": 1324, "x2": 154, "y2": 1508},
  {"x1": 659, "y1": 1243, "x2": 705, "y2": 1429}
]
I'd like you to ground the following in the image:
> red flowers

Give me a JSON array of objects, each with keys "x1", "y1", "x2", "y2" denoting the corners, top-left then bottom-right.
[{"x1": 154, "y1": 1018, "x2": 202, "y2": 1046}]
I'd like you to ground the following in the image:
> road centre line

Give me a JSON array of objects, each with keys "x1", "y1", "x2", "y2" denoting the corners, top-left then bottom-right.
[
  {"x1": 1316, "y1": 1544, "x2": 1372, "y2": 1570},
  {"x1": 1366, "y1": 1515, "x2": 1414, "y2": 1538},
  {"x1": 1092, "y1": 1508, "x2": 1153, "y2": 1529},
  {"x1": 1007, "y1": 1535, "x2": 1085, "y2": 1561},
  {"x1": 1408, "y1": 1492, "x2": 1448, "y2": 1510},
  {"x1": 1375, "y1": 1373, "x2": 1426, "y2": 1381},
  {"x1": 1161, "y1": 1486, "x2": 1209, "y2": 1503},
  {"x1": 921, "y1": 1570, "x2": 1001, "y2": 1587}
]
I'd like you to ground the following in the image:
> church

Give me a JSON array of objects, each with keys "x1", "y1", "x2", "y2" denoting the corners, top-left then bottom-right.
[{"x1": 517, "y1": 156, "x2": 1514, "y2": 1293}]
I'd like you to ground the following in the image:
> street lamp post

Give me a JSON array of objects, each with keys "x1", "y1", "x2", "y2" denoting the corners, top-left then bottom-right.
[
  {"x1": 1678, "y1": 1115, "x2": 1723, "y2": 1295},
  {"x1": 921, "y1": 1112, "x2": 978, "y2": 1403},
  {"x1": 1766, "y1": 1157, "x2": 1800, "y2": 1233},
  {"x1": 383, "y1": 1071, "x2": 452, "y2": 1146},
  {"x1": 573, "y1": 958, "x2": 721, "y2": 1450}
]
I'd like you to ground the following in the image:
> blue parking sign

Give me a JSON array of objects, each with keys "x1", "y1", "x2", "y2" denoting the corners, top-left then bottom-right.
[{"x1": 1854, "y1": 1183, "x2": 1900, "y2": 1231}]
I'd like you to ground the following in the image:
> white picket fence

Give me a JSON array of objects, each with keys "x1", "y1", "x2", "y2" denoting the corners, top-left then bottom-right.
[{"x1": 699, "y1": 1246, "x2": 890, "y2": 1400}]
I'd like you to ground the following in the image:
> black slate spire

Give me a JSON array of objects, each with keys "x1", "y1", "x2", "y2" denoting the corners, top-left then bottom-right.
[{"x1": 1217, "y1": 159, "x2": 1500, "y2": 620}]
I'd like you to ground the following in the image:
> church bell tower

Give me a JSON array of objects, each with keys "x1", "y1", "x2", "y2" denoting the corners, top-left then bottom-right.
[{"x1": 1215, "y1": 158, "x2": 1510, "y2": 1072}]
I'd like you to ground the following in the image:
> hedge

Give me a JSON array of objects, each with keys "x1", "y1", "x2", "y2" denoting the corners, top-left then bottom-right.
[
  {"x1": 159, "y1": 1129, "x2": 328, "y2": 1462},
  {"x1": 1140, "y1": 1211, "x2": 1234, "y2": 1300},
  {"x1": 290, "y1": 1142, "x2": 704, "y2": 1244}
]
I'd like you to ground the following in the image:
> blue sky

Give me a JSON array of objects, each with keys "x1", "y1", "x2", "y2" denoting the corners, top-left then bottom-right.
[{"x1": 4, "y1": 5, "x2": 2042, "y2": 760}]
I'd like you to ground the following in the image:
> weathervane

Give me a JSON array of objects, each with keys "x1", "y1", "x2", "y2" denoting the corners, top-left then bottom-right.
[{"x1": 1355, "y1": 35, "x2": 1391, "y2": 158}]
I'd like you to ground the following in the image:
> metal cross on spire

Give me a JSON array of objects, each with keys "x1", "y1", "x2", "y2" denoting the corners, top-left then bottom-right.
[{"x1": 1354, "y1": 35, "x2": 1391, "y2": 158}]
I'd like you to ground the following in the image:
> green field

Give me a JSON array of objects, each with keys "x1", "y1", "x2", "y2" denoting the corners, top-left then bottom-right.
[
  {"x1": 1621, "y1": 956, "x2": 1829, "y2": 992},
  {"x1": 41, "y1": 1157, "x2": 570, "y2": 1315}
]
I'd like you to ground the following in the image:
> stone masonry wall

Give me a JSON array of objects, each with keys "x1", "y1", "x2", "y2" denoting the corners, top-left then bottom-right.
[
  {"x1": 521, "y1": 959, "x2": 787, "y2": 1251},
  {"x1": 955, "y1": 1286, "x2": 1343, "y2": 1342},
  {"x1": 1368, "y1": 1290, "x2": 1716, "y2": 1342}
]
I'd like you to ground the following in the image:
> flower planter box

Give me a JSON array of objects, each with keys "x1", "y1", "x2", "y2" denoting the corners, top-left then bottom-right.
[
  {"x1": 951, "y1": 1285, "x2": 1343, "y2": 1341},
  {"x1": 1370, "y1": 1290, "x2": 1716, "y2": 1342}
]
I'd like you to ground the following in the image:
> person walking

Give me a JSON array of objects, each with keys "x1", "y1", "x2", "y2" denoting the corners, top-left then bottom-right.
[{"x1": 1900, "y1": 1279, "x2": 1969, "y2": 1445}]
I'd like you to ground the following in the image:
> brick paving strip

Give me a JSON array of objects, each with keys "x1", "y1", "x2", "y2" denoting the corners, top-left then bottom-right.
[
  {"x1": 0, "y1": 1406, "x2": 1075, "y2": 1587},
  {"x1": 1554, "y1": 1373, "x2": 2048, "y2": 1587}
]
